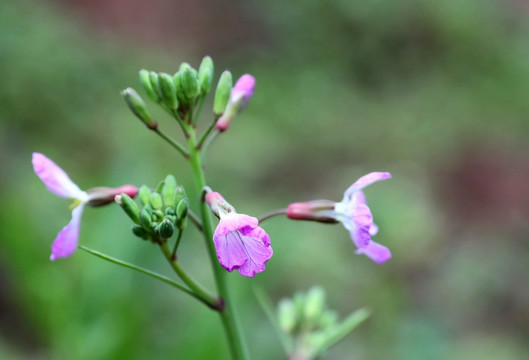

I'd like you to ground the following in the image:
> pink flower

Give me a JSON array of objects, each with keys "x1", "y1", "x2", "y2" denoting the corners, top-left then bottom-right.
[
  {"x1": 215, "y1": 74, "x2": 256, "y2": 132},
  {"x1": 206, "y1": 192, "x2": 272, "y2": 277},
  {"x1": 287, "y1": 172, "x2": 392, "y2": 264},
  {"x1": 32, "y1": 153, "x2": 137, "y2": 260}
]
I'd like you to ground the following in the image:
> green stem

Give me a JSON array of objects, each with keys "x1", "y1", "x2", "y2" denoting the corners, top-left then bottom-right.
[
  {"x1": 196, "y1": 116, "x2": 219, "y2": 150},
  {"x1": 187, "y1": 210, "x2": 203, "y2": 231},
  {"x1": 171, "y1": 229, "x2": 184, "y2": 259},
  {"x1": 79, "y1": 245, "x2": 202, "y2": 302},
  {"x1": 188, "y1": 128, "x2": 250, "y2": 360},
  {"x1": 158, "y1": 241, "x2": 221, "y2": 310},
  {"x1": 192, "y1": 95, "x2": 206, "y2": 127},
  {"x1": 200, "y1": 129, "x2": 220, "y2": 163},
  {"x1": 154, "y1": 128, "x2": 189, "y2": 158}
]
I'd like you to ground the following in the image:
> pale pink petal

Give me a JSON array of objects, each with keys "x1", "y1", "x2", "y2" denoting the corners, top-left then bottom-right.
[
  {"x1": 344, "y1": 172, "x2": 391, "y2": 198},
  {"x1": 32, "y1": 153, "x2": 87, "y2": 200},
  {"x1": 232, "y1": 74, "x2": 256, "y2": 105},
  {"x1": 369, "y1": 223, "x2": 379, "y2": 236},
  {"x1": 355, "y1": 241, "x2": 391, "y2": 264},
  {"x1": 50, "y1": 205, "x2": 84, "y2": 260},
  {"x1": 348, "y1": 202, "x2": 373, "y2": 248},
  {"x1": 213, "y1": 231, "x2": 248, "y2": 271}
]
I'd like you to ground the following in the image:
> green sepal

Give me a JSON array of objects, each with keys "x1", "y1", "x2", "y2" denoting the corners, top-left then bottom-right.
[
  {"x1": 149, "y1": 71, "x2": 163, "y2": 100},
  {"x1": 174, "y1": 185, "x2": 187, "y2": 205},
  {"x1": 121, "y1": 88, "x2": 157, "y2": 130},
  {"x1": 213, "y1": 70, "x2": 233, "y2": 116},
  {"x1": 138, "y1": 185, "x2": 151, "y2": 206},
  {"x1": 139, "y1": 69, "x2": 159, "y2": 102},
  {"x1": 140, "y1": 208, "x2": 153, "y2": 230},
  {"x1": 119, "y1": 193, "x2": 141, "y2": 224},
  {"x1": 180, "y1": 63, "x2": 200, "y2": 100},
  {"x1": 198, "y1": 56, "x2": 214, "y2": 94},
  {"x1": 150, "y1": 192, "x2": 163, "y2": 210},
  {"x1": 176, "y1": 198, "x2": 188, "y2": 220},
  {"x1": 158, "y1": 72, "x2": 179, "y2": 110},
  {"x1": 155, "y1": 179, "x2": 165, "y2": 194}
]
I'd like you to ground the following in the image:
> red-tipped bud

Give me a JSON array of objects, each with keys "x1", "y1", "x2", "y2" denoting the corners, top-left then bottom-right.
[
  {"x1": 286, "y1": 200, "x2": 339, "y2": 223},
  {"x1": 86, "y1": 185, "x2": 138, "y2": 207}
]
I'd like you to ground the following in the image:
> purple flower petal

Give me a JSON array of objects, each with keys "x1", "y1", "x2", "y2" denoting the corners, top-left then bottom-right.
[
  {"x1": 344, "y1": 172, "x2": 391, "y2": 198},
  {"x1": 50, "y1": 205, "x2": 84, "y2": 261},
  {"x1": 232, "y1": 74, "x2": 256, "y2": 105},
  {"x1": 348, "y1": 201, "x2": 373, "y2": 248},
  {"x1": 213, "y1": 231, "x2": 248, "y2": 271},
  {"x1": 32, "y1": 153, "x2": 87, "y2": 200},
  {"x1": 215, "y1": 213, "x2": 258, "y2": 235},
  {"x1": 236, "y1": 227, "x2": 273, "y2": 277},
  {"x1": 355, "y1": 240, "x2": 391, "y2": 264}
]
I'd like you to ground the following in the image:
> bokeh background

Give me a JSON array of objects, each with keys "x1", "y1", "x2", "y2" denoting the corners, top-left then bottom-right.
[{"x1": 1, "y1": 0, "x2": 529, "y2": 359}]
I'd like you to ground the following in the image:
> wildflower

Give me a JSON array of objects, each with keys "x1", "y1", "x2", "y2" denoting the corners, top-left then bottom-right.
[
  {"x1": 287, "y1": 172, "x2": 392, "y2": 264},
  {"x1": 206, "y1": 192, "x2": 272, "y2": 277},
  {"x1": 32, "y1": 153, "x2": 137, "y2": 260},
  {"x1": 215, "y1": 74, "x2": 256, "y2": 132}
]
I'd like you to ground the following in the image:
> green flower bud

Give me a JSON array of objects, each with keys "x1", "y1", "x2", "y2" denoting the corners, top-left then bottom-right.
[
  {"x1": 139, "y1": 69, "x2": 158, "y2": 102},
  {"x1": 213, "y1": 70, "x2": 233, "y2": 116},
  {"x1": 198, "y1": 56, "x2": 214, "y2": 94},
  {"x1": 278, "y1": 299, "x2": 297, "y2": 334},
  {"x1": 304, "y1": 287, "x2": 326, "y2": 327},
  {"x1": 176, "y1": 198, "x2": 188, "y2": 220},
  {"x1": 153, "y1": 209, "x2": 164, "y2": 220},
  {"x1": 180, "y1": 63, "x2": 200, "y2": 100},
  {"x1": 149, "y1": 71, "x2": 163, "y2": 100},
  {"x1": 158, "y1": 72, "x2": 179, "y2": 110},
  {"x1": 155, "y1": 179, "x2": 165, "y2": 194},
  {"x1": 165, "y1": 207, "x2": 176, "y2": 216},
  {"x1": 158, "y1": 219, "x2": 174, "y2": 239},
  {"x1": 174, "y1": 185, "x2": 187, "y2": 205},
  {"x1": 138, "y1": 185, "x2": 151, "y2": 206},
  {"x1": 150, "y1": 192, "x2": 163, "y2": 210},
  {"x1": 121, "y1": 88, "x2": 157, "y2": 130},
  {"x1": 172, "y1": 71, "x2": 187, "y2": 106},
  {"x1": 132, "y1": 224, "x2": 150, "y2": 240},
  {"x1": 118, "y1": 193, "x2": 140, "y2": 224},
  {"x1": 161, "y1": 175, "x2": 177, "y2": 209},
  {"x1": 140, "y1": 208, "x2": 153, "y2": 230}
]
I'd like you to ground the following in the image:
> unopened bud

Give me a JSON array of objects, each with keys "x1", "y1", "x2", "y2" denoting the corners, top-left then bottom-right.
[
  {"x1": 278, "y1": 299, "x2": 297, "y2": 334},
  {"x1": 215, "y1": 74, "x2": 256, "y2": 132},
  {"x1": 87, "y1": 185, "x2": 138, "y2": 207},
  {"x1": 161, "y1": 175, "x2": 177, "y2": 208},
  {"x1": 286, "y1": 200, "x2": 338, "y2": 223},
  {"x1": 174, "y1": 185, "x2": 187, "y2": 205},
  {"x1": 149, "y1": 71, "x2": 163, "y2": 100},
  {"x1": 304, "y1": 287, "x2": 326, "y2": 324},
  {"x1": 150, "y1": 192, "x2": 163, "y2": 210},
  {"x1": 158, "y1": 219, "x2": 174, "y2": 239},
  {"x1": 132, "y1": 224, "x2": 150, "y2": 240},
  {"x1": 213, "y1": 70, "x2": 232, "y2": 116},
  {"x1": 198, "y1": 56, "x2": 214, "y2": 94},
  {"x1": 121, "y1": 88, "x2": 157, "y2": 130},
  {"x1": 138, "y1": 185, "x2": 151, "y2": 206},
  {"x1": 139, "y1": 69, "x2": 159, "y2": 102},
  {"x1": 176, "y1": 198, "x2": 188, "y2": 219},
  {"x1": 180, "y1": 63, "x2": 200, "y2": 100},
  {"x1": 118, "y1": 193, "x2": 141, "y2": 224},
  {"x1": 158, "y1": 72, "x2": 179, "y2": 110},
  {"x1": 140, "y1": 208, "x2": 153, "y2": 230}
]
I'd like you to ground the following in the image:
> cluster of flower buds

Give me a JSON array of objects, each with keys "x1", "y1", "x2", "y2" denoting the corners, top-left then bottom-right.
[
  {"x1": 277, "y1": 287, "x2": 370, "y2": 360},
  {"x1": 116, "y1": 175, "x2": 188, "y2": 242}
]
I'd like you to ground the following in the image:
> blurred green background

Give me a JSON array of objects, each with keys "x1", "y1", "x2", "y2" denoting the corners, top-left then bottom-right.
[{"x1": 1, "y1": 0, "x2": 528, "y2": 359}]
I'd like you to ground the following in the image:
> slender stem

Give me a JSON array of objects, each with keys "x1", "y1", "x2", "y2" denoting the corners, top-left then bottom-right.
[
  {"x1": 257, "y1": 208, "x2": 288, "y2": 223},
  {"x1": 187, "y1": 210, "x2": 203, "y2": 232},
  {"x1": 171, "y1": 229, "x2": 184, "y2": 259},
  {"x1": 79, "y1": 245, "x2": 200, "y2": 301},
  {"x1": 192, "y1": 95, "x2": 206, "y2": 126},
  {"x1": 196, "y1": 116, "x2": 219, "y2": 150},
  {"x1": 188, "y1": 128, "x2": 250, "y2": 360},
  {"x1": 158, "y1": 241, "x2": 221, "y2": 310},
  {"x1": 171, "y1": 109, "x2": 190, "y2": 138},
  {"x1": 154, "y1": 128, "x2": 189, "y2": 158}
]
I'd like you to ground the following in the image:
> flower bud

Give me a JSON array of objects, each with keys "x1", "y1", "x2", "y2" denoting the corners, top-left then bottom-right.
[
  {"x1": 286, "y1": 200, "x2": 339, "y2": 223},
  {"x1": 213, "y1": 70, "x2": 232, "y2": 116},
  {"x1": 278, "y1": 299, "x2": 297, "y2": 334},
  {"x1": 176, "y1": 198, "x2": 188, "y2": 229},
  {"x1": 215, "y1": 74, "x2": 255, "y2": 132},
  {"x1": 198, "y1": 56, "x2": 214, "y2": 94},
  {"x1": 304, "y1": 287, "x2": 326, "y2": 325},
  {"x1": 158, "y1": 72, "x2": 179, "y2": 110},
  {"x1": 86, "y1": 185, "x2": 138, "y2": 207},
  {"x1": 117, "y1": 193, "x2": 141, "y2": 224},
  {"x1": 138, "y1": 185, "x2": 151, "y2": 206},
  {"x1": 132, "y1": 224, "x2": 150, "y2": 240},
  {"x1": 140, "y1": 208, "x2": 153, "y2": 230},
  {"x1": 149, "y1": 71, "x2": 163, "y2": 100},
  {"x1": 161, "y1": 175, "x2": 177, "y2": 209},
  {"x1": 157, "y1": 219, "x2": 174, "y2": 239},
  {"x1": 180, "y1": 63, "x2": 200, "y2": 100},
  {"x1": 121, "y1": 88, "x2": 157, "y2": 130},
  {"x1": 174, "y1": 185, "x2": 187, "y2": 205},
  {"x1": 150, "y1": 192, "x2": 163, "y2": 210},
  {"x1": 139, "y1": 69, "x2": 159, "y2": 102},
  {"x1": 172, "y1": 71, "x2": 187, "y2": 106}
]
